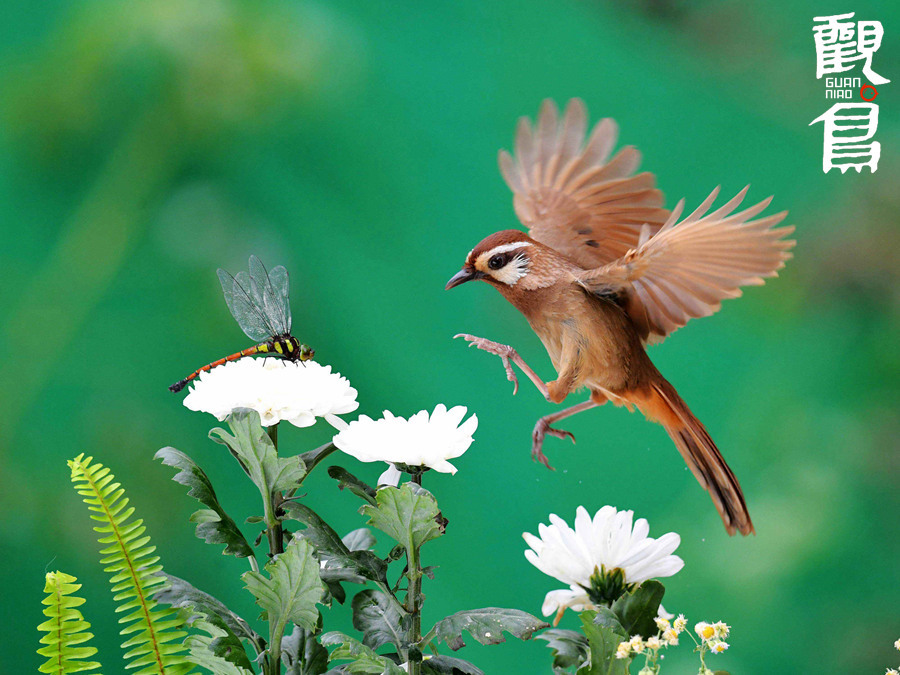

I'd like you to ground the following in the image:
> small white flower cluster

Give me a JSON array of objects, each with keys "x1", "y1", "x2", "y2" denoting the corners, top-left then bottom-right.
[
  {"x1": 694, "y1": 620, "x2": 730, "y2": 654},
  {"x1": 615, "y1": 613, "x2": 688, "y2": 661},
  {"x1": 886, "y1": 637, "x2": 900, "y2": 675},
  {"x1": 616, "y1": 613, "x2": 731, "y2": 674}
]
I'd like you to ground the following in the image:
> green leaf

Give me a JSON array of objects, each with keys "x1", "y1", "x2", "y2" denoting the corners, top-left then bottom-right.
[
  {"x1": 298, "y1": 442, "x2": 338, "y2": 476},
  {"x1": 37, "y1": 571, "x2": 102, "y2": 674},
  {"x1": 320, "y1": 632, "x2": 405, "y2": 674},
  {"x1": 283, "y1": 624, "x2": 329, "y2": 675},
  {"x1": 155, "y1": 447, "x2": 253, "y2": 557},
  {"x1": 210, "y1": 409, "x2": 306, "y2": 497},
  {"x1": 185, "y1": 618, "x2": 254, "y2": 674},
  {"x1": 430, "y1": 608, "x2": 549, "y2": 651},
  {"x1": 536, "y1": 628, "x2": 589, "y2": 672},
  {"x1": 421, "y1": 655, "x2": 484, "y2": 675},
  {"x1": 328, "y1": 466, "x2": 377, "y2": 505},
  {"x1": 243, "y1": 537, "x2": 325, "y2": 638},
  {"x1": 591, "y1": 606, "x2": 626, "y2": 635},
  {"x1": 351, "y1": 589, "x2": 408, "y2": 651},
  {"x1": 154, "y1": 573, "x2": 259, "y2": 669},
  {"x1": 360, "y1": 484, "x2": 444, "y2": 553},
  {"x1": 282, "y1": 502, "x2": 389, "y2": 585},
  {"x1": 577, "y1": 610, "x2": 628, "y2": 675},
  {"x1": 342, "y1": 528, "x2": 376, "y2": 551},
  {"x1": 609, "y1": 580, "x2": 664, "y2": 638},
  {"x1": 69, "y1": 454, "x2": 192, "y2": 674}
]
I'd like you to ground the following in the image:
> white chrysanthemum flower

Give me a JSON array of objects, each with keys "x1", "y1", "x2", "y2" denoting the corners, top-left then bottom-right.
[
  {"x1": 523, "y1": 506, "x2": 683, "y2": 620},
  {"x1": 708, "y1": 640, "x2": 729, "y2": 654},
  {"x1": 332, "y1": 404, "x2": 477, "y2": 474},
  {"x1": 183, "y1": 358, "x2": 358, "y2": 427}
]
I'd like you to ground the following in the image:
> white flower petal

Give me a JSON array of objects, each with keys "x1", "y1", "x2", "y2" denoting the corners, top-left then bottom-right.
[
  {"x1": 377, "y1": 464, "x2": 402, "y2": 487},
  {"x1": 541, "y1": 588, "x2": 591, "y2": 617},
  {"x1": 182, "y1": 358, "x2": 358, "y2": 428},
  {"x1": 331, "y1": 404, "x2": 477, "y2": 474},
  {"x1": 524, "y1": 505, "x2": 683, "y2": 602}
]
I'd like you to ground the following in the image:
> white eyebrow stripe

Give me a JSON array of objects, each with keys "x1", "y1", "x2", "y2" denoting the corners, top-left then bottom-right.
[{"x1": 483, "y1": 241, "x2": 533, "y2": 257}]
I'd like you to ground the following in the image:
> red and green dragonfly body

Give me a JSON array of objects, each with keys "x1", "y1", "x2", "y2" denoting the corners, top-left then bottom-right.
[{"x1": 169, "y1": 256, "x2": 313, "y2": 393}]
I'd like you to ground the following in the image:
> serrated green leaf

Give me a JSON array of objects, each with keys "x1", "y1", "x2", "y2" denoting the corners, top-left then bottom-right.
[
  {"x1": 320, "y1": 632, "x2": 405, "y2": 675},
  {"x1": 536, "y1": 628, "x2": 590, "y2": 672},
  {"x1": 609, "y1": 580, "x2": 664, "y2": 638},
  {"x1": 421, "y1": 655, "x2": 484, "y2": 675},
  {"x1": 283, "y1": 502, "x2": 388, "y2": 586},
  {"x1": 210, "y1": 409, "x2": 306, "y2": 497},
  {"x1": 185, "y1": 618, "x2": 253, "y2": 674},
  {"x1": 342, "y1": 528, "x2": 376, "y2": 552},
  {"x1": 351, "y1": 589, "x2": 408, "y2": 651},
  {"x1": 154, "y1": 573, "x2": 259, "y2": 669},
  {"x1": 360, "y1": 484, "x2": 444, "y2": 553},
  {"x1": 283, "y1": 624, "x2": 329, "y2": 675},
  {"x1": 577, "y1": 610, "x2": 628, "y2": 675},
  {"x1": 328, "y1": 466, "x2": 377, "y2": 505},
  {"x1": 243, "y1": 537, "x2": 325, "y2": 638},
  {"x1": 324, "y1": 580, "x2": 347, "y2": 606},
  {"x1": 430, "y1": 608, "x2": 548, "y2": 651},
  {"x1": 155, "y1": 447, "x2": 253, "y2": 558},
  {"x1": 591, "y1": 606, "x2": 626, "y2": 635}
]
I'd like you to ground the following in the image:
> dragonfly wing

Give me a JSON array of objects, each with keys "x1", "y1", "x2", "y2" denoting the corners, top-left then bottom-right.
[
  {"x1": 266, "y1": 265, "x2": 292, "y2": 334},
  {"x1": 249, "y1": 255, "x2": 291, "y2": 336},
  {"x1": 217, "y1": 268, "x2": 275, "y2": 342}
]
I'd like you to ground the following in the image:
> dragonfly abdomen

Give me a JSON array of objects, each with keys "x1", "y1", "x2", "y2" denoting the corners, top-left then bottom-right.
[{"x1": 168, "y1": 343, "x2": 267, "y2": 393}]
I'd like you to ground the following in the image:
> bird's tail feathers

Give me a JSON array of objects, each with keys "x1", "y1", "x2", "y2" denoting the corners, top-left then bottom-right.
[{"x1": 633, "y1": 376, "x2": 755, "y2": 536}]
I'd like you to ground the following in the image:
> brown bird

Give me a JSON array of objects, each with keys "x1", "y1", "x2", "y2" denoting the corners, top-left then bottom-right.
[{"x1": 446, "y1": 99, "x2": 795, "y2": 536}]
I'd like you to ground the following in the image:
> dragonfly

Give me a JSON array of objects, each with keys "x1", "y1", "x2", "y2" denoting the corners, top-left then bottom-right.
[{"x1": 169, "y1": 255, "x2": 314, "y2": 393}]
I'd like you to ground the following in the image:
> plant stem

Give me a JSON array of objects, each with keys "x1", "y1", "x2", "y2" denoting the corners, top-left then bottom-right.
[
  {"x1": 264, "y1": 423, "x2": 284, "y2": 675},
  {"x1": 406, "y1": 469, "x2": 424, "y2": 675}
]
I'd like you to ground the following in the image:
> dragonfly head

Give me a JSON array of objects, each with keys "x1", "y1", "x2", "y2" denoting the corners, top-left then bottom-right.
[{"x1": 299, "y1": 343, "x2": 315, "y2": 361}]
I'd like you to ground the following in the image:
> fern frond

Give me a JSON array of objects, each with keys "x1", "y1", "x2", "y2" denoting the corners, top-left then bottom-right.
[
  {"x1": 69, "y1": 454, "x2": 193, "y2": 675},
  {"x1": 38, "y1": 571, "x2": 102, "y2": 674}
]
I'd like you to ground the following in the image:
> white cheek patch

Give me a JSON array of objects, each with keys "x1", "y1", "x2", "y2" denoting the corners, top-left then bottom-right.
[
  {"x1": 474, "y1": 242, "x2": 533, "y2": 285},
  {"x1": 491, "y1": 253, "x2": 530, "y2": 285}
]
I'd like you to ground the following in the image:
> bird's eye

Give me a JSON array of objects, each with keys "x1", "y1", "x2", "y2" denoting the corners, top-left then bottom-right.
[{"x1": 488, "y1": 255, "x2": 505, "y2": 270}]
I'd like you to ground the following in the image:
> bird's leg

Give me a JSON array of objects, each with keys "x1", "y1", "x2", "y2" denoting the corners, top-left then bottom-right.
[
  {"x1": 454, "y1": 334, "x2": 549, "y2": 398},
  {"x1": 532, "y1": 400, "x2": 598, "y2": 470}
]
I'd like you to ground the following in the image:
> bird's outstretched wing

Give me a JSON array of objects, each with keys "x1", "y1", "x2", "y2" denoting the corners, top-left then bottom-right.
[
  {"x1": 575, "y1": 186, "x2": 795, "y2": 344},
  {"x1": 499, "y1": 98, "x2": 670, "y2": 269}
]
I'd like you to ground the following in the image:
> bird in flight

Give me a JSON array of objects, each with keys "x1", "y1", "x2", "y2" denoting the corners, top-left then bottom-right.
[{"x1": 446, "y1": 99, "x2": 795, "y2": 536}]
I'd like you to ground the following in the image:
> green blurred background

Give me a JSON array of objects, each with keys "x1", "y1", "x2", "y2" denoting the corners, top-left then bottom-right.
[{"x1": 1, "y1": 1, "x2": 897, "y2": 673}]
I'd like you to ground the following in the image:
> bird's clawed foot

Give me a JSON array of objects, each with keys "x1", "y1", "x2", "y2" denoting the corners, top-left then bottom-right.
[
  {"x1": 531, "y1": 418, "x2": 576, "y2": 470},
  {"x1": 454, "y1": 333, "x2": 520, "y2": 395}
]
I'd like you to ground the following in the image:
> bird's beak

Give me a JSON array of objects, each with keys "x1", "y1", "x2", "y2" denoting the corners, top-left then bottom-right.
[{"x1": 445, "y1": 267, "x2": 483, "y2": 290}]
